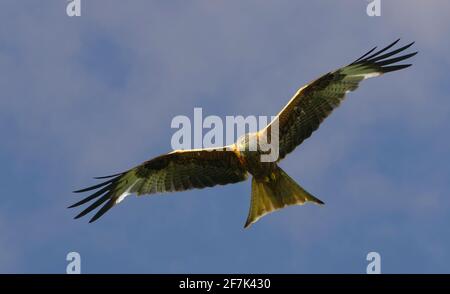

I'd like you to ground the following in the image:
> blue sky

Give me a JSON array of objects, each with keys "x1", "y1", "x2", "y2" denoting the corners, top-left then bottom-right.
[{"x1": 1, "y1": 0, "x2": 450, "y2": 273}]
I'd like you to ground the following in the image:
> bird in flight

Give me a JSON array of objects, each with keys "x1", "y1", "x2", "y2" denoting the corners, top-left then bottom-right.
[{"x1": 70, "y1": 39, "x2": 417, "y2": 228}]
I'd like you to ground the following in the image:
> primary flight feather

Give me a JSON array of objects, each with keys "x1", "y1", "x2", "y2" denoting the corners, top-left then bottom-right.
[{"x1": 71, "y1": 39, "x2": 417, "y2": 227}]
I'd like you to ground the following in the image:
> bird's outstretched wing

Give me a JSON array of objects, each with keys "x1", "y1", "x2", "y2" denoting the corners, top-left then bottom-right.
[
  {"x1": 261, "y1": 39, "x2": 417, "y2": 161},
  {"x1": 70, "y1": 148, "x2": 248, "y2": 222}
]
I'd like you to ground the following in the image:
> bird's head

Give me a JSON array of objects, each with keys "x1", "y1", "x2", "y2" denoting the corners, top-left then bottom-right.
[{"x1": 236, "y1": 132, "x2": 259, "y2": 153}]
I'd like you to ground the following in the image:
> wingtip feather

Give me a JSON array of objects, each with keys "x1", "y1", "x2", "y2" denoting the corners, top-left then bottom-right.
[
  {"x1": 93, "y1": 172, "x2": 124, "y2": 179},
  {"x1": 88, "y1": 200, "x2": 115, "y2": 223}
]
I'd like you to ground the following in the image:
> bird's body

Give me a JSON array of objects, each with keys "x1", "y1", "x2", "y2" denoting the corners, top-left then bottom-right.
[
  {"x1": 233, "y1": 133, "x2": 277, "y2": 179},
  {"x1": 71, "y1": 40, "x2": 417, "y2": 228}
]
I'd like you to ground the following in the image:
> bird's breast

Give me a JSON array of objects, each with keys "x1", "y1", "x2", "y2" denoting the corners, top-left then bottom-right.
[{"x1": 236, "y1": 149, "x2": 277, "y2": 179}]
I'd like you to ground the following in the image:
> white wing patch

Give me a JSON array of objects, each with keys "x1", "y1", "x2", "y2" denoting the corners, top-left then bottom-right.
[
  {"x1": 356, "y1": 72, "x2": 382, "y2": 79},
  {"x1": 116, "y1": 180, "x2": 138, "y2": 204}
]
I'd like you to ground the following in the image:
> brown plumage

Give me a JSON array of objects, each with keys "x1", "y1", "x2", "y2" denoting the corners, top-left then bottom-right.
[{"x1": 71, "y1": 39, "x2": 417, "y2": 227}]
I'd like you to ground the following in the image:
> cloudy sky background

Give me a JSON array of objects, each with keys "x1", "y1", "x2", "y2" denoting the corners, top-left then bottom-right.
[{"x1": 1, "y1": 0, "x2": 450, "y2": 273}]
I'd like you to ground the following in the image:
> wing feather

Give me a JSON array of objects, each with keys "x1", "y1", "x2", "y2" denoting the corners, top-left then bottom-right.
[
  {"x1": 70, "y1": 148, "x2": 248, "y2": 222},
  {"x1": 262, "y1": 40, "x2": 417, "y2": 161}
]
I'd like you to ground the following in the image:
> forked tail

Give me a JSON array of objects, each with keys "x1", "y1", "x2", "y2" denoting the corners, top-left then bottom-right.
[{"x1": 245, "y1": 167, "x2": 324, "y2": 228}]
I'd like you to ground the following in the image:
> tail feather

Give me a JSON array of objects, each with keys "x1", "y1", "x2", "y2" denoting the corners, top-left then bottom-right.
[{"x1": 244, "y1": 167, "x2": 323, "y2": 228}]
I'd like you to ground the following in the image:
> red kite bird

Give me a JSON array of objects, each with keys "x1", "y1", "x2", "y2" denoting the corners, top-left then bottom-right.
[{"x1": 71, "y1": 39, "x2": 417, "y2": 228}]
